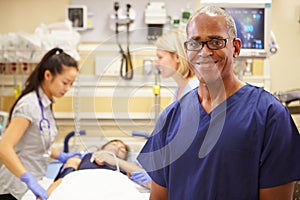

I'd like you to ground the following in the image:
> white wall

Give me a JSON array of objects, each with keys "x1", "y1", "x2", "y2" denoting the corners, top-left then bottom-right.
[
  {"x1": 0, "y1": 0, "x2": 299, "y2": 92},
  {"x1": 270, "y1": 0, "x2": 300, "y2": 92},
  {"x1": 0, "y1": 0, "x2": 70, "y2": 33},
  {"x1": 69, "y1": 0, "x2": 196, "y2": 43}
]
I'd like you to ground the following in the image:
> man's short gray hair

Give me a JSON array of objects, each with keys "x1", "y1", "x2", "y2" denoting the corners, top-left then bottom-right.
[{"x1": 186, "y1": 5, "x2": 237, "y2": 38}]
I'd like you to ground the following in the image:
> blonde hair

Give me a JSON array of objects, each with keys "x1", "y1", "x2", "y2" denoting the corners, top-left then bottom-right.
[{"x1": 155, "y1": 30, "x2": 194, "y2": 79}]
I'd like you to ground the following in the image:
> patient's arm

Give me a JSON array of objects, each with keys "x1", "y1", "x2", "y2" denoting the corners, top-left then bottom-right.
[
  {"x1": 47, "y1": 178, "x2": 63, "y2": 195},
  {"x1": 46, "y1": 157, "x2": 82, "y2": 196},
  {"x1": 93, "y1": 150, "x2": 143, "y2": 173},
  {"x1": 116, "y1": 159, "x2": 144, "y2": 172},
  {"x1": 93, "y1": 151, "x2": 151, "y2": 188}
]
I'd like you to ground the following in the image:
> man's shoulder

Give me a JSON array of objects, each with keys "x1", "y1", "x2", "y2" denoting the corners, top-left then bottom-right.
[{"x1": 245, "y1": 84, "x2": 286, "y2": 112}]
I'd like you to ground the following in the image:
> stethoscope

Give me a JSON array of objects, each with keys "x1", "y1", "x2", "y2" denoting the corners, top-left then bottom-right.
[{"x1": 36, "y1": 90, "x2": 51, "y2": 157}]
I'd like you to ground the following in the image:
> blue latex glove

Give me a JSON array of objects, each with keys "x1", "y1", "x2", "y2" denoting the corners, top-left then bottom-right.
[
  {"x1": 57, "y1": 151, "x2": 81, "y2": 163},
  {"x1": 130, "y1": 170, "x2": 151, "y2": 185},
  {"x1": 20, "y1": 172, "x2": 48, "y2": 200}
]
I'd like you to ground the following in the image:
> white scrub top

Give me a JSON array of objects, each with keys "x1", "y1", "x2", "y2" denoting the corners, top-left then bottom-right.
[{"x1": 0, "y1": 87, "x2": 58, "y2": 199}]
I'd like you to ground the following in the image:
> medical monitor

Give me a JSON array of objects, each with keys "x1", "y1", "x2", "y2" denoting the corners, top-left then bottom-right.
[{"x1": 200, "y1": 0, "x2": 272, "y2": 58}]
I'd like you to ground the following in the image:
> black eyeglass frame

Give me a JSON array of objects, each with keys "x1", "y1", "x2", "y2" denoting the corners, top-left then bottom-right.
[{"x1": 184, "y1": 38, "x2": 235, "y2": 51}]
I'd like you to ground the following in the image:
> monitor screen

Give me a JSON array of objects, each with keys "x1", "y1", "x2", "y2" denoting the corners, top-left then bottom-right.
[
  {"x1": 200, "y1": 0, "x2": 271, "y2": 58},
  {"x1": 224, "y1": 8, "x2": 265, "y2": 50}
]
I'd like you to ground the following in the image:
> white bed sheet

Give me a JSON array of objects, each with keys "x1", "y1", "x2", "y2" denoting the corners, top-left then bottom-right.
[
  {"x1": 50, "y1": 169, "x2": 149, "y2": 200},
  {"x1": 22, "y1": 169, "x2": 150, "y2": 200}
]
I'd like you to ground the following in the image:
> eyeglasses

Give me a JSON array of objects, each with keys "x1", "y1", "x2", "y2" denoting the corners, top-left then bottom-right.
[{"x1": 184, "y1": 38, "x2": 233, "y2": 51}]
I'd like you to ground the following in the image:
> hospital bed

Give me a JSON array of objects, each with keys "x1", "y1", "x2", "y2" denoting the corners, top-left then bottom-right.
[
  {"x1": 21, "y1": 130, "x2": 150, "y2": 200},
  {"x1": 274, "y1": 89, "x2": 300, "y2": 114},
  {"x1": 22, "y1": 169, "x2": 150, "y2": 200}
]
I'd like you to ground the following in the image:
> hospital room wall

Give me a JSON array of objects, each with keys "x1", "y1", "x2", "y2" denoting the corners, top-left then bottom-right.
[
  {"x1": 0, "y1": 0, "x2": 71, "y2": 33},
  {"x1": 1, "y1": 0, "x2": 300, "y2": 132},
  {"x1": 269, "y1": 0, "x2": 300, "y2": 92},
  {"x1": 0, "y1": 0, "x2": 299, "y2": 93},
  {"x1": 269, "y1": 0, "x2": 300, "y2": 126}
]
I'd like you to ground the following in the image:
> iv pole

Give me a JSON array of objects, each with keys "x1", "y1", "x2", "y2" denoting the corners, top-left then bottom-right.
[
  {"x1": 153, "y1": 67, "x2": 161, "y2": 123},
  {"x1": 72, "y1": 74, "x2": 88, "y2": 152},
  {"x1": 131, "y1": 66, "x2": 160, "y2": 139}
]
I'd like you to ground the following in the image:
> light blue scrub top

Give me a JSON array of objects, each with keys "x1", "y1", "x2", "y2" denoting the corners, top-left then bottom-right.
[
  {"x1": 173, "y1": 77, "x2": 199, "y2": 101},
  {"x1": 0, "y1": 87, "x2": 58, "y2": 199},
  {"x1": 138, "y1": 84, "x2": 300, "y2": 200}
]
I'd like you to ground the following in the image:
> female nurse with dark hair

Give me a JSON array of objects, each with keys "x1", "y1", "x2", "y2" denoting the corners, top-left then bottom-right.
[{"x1": 0, "y1": 48, "x2": 81, "y2": 200}]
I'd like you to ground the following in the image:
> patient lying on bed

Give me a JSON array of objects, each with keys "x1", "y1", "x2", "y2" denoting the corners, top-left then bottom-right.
[
  {"x1": 46, "y1": 139, "x2": 151, "y2": 197},
  {"x1": 47, "y1": 169, "x2": 150, "y2": 200}
]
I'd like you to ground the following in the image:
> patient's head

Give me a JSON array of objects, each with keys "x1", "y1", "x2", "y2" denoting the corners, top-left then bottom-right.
[{"x1": 101, "y1": 139, "x2": 130, "y2": 160}]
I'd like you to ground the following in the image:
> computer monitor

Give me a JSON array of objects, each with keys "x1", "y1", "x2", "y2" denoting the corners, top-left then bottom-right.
[{"x1": 200, "y1": 0, "x2": 272, "y2": 58}]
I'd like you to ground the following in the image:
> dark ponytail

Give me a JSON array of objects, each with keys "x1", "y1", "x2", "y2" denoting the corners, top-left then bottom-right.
[{"x1": 8, "y1": 47, "x2": 78, "y2": 122}]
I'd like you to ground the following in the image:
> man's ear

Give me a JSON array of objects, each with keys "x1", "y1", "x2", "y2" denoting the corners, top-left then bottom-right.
[{"x1": 233, "y1": 38, "x2": 242, "y2": 58}]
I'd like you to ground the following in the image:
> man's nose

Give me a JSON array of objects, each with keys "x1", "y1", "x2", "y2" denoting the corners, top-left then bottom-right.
[{"x1": 198, "y1": 44, "x2": 213, "y2": 57}]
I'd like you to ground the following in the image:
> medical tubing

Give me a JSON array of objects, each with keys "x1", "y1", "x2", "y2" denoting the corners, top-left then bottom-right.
[
  {"x1": 115, "y1": 2, "x2": 133, "y2": 80},
  {"x1": 72, "y1": 127, "x2": 89, "y2": 153},
  {"x1": 115, "y1": 13, "x2": 127, "y2": 80},
  {"x1": 72, "y1": 75, "x2": 88, "y2": 153},
  {"x1": 125, "y1": 5, "x2": 133, "y2": 80},
  {"x1": 0, "y1": 66, "x2": 4, "y2": 110},
  {"x1": 0, "y1": 84, "x2": 3, "y2": 110}
]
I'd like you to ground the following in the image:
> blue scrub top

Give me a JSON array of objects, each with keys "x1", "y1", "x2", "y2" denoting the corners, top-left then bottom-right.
[
  {"x1": 138, "y1": 84, "x2": 300, "y2": 200},
  {"x1": 78, "y1": 153, "x2": 126, "y2": 175}
]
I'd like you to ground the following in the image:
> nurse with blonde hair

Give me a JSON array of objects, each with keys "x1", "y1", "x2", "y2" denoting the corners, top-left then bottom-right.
[{"x1": 155, "y1": 30, "x2": 198, "y2": 100}]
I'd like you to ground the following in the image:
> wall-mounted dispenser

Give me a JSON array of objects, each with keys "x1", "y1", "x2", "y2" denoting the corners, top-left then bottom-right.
[{"x1": 144, "y1": 2, "x2": 167, "y2": 41}]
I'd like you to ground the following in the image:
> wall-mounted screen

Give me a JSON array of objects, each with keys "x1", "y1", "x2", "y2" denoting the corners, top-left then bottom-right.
[
  {"x1": 225, "y1": 8, "x2": 264, "y2": 50},
  {"x1": 200, "y1": 0, "x2": 272, "y2": 58}
]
